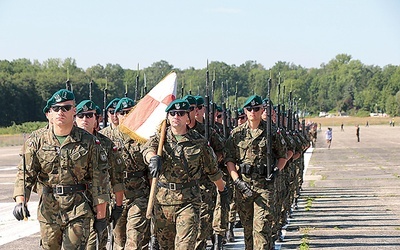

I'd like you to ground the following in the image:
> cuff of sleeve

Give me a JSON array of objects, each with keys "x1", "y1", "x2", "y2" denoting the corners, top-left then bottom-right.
[
  {"x1": 224, "y1": 157, "x2": 235, "y2": 166},
  {"x1": 112, "y1": 183, "x2": 125, "y2": 193},
  {"x1": 92, "y1": 194, "x2": 111, "y2": 206},
  {"x1": 13, "y1": 188, "x2": 31, "y2": 201},
  {"x1": 208, "y1": 170, "x2": 223, "y2": 182}
]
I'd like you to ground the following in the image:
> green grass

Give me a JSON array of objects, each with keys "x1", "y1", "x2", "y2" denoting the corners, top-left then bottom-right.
[{"x1": 305, "y1": 197, "x2": 315, "y2": 211}]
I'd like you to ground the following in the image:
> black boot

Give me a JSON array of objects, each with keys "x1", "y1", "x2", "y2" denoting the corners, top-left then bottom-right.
[
  {"x1": 226, "y1": 222, "x2": 235, "y2": 242},
  {"x1": 149, "y1": 235, "x2": 159, "y2": 250},
  {"x1": 234, "y1": 220, "x2": 242, "y2": 228},
  {"x1": 213, "y1": 234, "x2": 223, "y2": 250}
]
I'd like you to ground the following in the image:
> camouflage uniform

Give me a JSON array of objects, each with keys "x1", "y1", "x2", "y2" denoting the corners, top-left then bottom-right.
[
  {"x1": 225, "y1": 119, "x2": 287, "y2": 250},
  {"x1": 13, "y1": 126, "x2": 110, "y2": 250},
  {"x1": 142, "y1": 127, "x2": 223, "y2": 250},
  {"x1": 86, "y1": 131, "x2": 125, "y2": 250},
  {"x1": 105, "y1": 127, "x2": 151, "y2": 250}
]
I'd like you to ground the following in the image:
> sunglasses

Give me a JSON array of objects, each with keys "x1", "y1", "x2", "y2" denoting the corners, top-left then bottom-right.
[
  {"x1": 216, "y1": 114, "x2": 222, "y2": 119},
  {"x1": 245, "y1": 107, "x2": 261, "y2": 112},
  {"x1": 189, "y1": 106, "x2": 196, "y2": 112},
  {"x1": 197, "y1": 105, "x2": 204, "y2": 109},
  {"x1": 238, "y1": 116, "x2": 247, "y2": 120},
  {"x1": 118, "y1": 110, "x2": 131, "y2": 116},
  {"x1": 51, "y1": 105, "x2": 73, "y2": 112},
  {"x1": 76, "y1": 113, "x2": 95, "y2": 119},
  {"x1": 169, "y1": 111, "x2": 187, "y2": 117},
  {"x1": 108, "y1": 109, "x2": 116, "y2": 115}
]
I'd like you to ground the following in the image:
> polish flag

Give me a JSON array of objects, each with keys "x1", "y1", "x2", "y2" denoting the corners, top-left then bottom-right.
[{"x1": 119, "y1": 71, "x2": 177, "y2": 142}]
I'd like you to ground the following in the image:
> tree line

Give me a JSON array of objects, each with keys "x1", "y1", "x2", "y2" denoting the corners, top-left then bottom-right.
[{"x1": 0, "y1": 54, "x2": 399, "y2": 127}]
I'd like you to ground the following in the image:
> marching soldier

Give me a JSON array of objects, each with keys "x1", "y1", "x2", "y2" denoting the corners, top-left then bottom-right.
[
  {"x1": 74, "y1": 100, "x2": 125, "y2": 250},
  {"x1": 142, "y1": 99, "x2": 228, "y2": 250},
  {"x1": 13, "y1": 89, "x2": 110, "y2": 249},
  {"x1": 100, "y1": 98, "x2": 121, "y2": 139},
  {"x1": 224, "y1": 95, "x2": 288, "y2": 250}
]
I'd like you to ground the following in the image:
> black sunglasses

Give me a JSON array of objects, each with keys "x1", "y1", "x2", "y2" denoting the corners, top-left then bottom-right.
[
  {"x1": 216, "y1": 114, "x2": 222, "y2": 119},
  {"x1": 51, "y1": 105, "x2": 73, "y2": 112},
  {"x1": 118, "y1": 110, "x2": 131, "y2": 116},
  {"x1": 76, "y1": 113, "x2": 95, "y2": 119},
  {"x1": 238, "y1": 116, "x2": 246, "y2": 120},
  {"x1": 197, "y1": 105, "x2": 204, "y2": 109},
  {"x1": 169, "y1": 111, "x2": 187, "y2": 117},
  {"x1": 245, "y1": 107, "x2": 261, "y2": 112},
  {"x1": 189, "y1": 106, "x2": 196, "y2": 112},
  {"x1": 108, "y1": 109, "x2": 116, "y2": 115}
]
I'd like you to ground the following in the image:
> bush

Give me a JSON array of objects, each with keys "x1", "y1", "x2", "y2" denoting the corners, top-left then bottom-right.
[
  {"x1": 0, "y1": 121, "x2": 48, "y2": 135},
  {"x1": 355, "y1": 110, "x2": 370, "y2": 117}
]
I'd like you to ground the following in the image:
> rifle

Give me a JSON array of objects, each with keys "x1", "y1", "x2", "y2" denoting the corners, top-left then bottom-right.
[
  {"x1": 102, "y1": 79, "x2": 108, "y2": 128},
  {"x1": 210, "y1": 71, "x2": 215, "y2": 129},
  {"x1": 287, "y1": 91, "x2": 293, "y2": 132},
  {"x1": 266, "y1": 77, "x2": 273, "y2": 180},
  {"x1": 233, "y1": 82, "x2": 238, "y2": 127},
  {"x1": 65, "y1": 68, "x2": 72, "y2": 91},
  {"x1": 143, "y1": 73, "x2": 148, "y2": 96},
  {"x1": 134, "y1": 64, "x2": 139, "y2": 102},
  {"x1": 89, "y1": 80, "x2": 94, "y2": 101},
  {"x1": 276, "y1": 73, "x2": 281, "y2": 128},
  {"x1": 204, "y1": 62, "x2": 210, "y2": 142},
  {"x1": 221, "y1": 82, "x2": 229, "y2": 139},
  {"x1": 21, "y1": 135, "x2": 28, "y2": 221}
]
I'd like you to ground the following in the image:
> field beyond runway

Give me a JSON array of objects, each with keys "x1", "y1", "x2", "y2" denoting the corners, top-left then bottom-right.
[{"x1": 1, "y1": 124, "x2": 400, "y2": 249}]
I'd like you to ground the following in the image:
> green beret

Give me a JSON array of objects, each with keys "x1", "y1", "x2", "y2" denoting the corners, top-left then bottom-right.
[
  {"x1": 262, "y1": 98, "x2": 274, "y2": 107},
  {"x1": 165, "y1": 99, "x2": 190, "y2": 112},
  {"x1": 43, "y1": 96, "x2": 55, "y2": 114},
  {"x1": 95, "y1": 106, "x2": 102, "y2": 115},
  {"x1": 243, "y1": 95, "x2": 262, "y2": 108},
  {"x1": 216, "y1": 105, "x2": 222, "y2": 112},
  {"x1": 76, "y1": 100, "x2": 97, "y2": 114},
  {"x1": 237, "y1": 108, "x2": 245, "y2": 116},
  {"x1": 194, "y1": 95, "x2": 204, "y2": 105},
  {"x1": 51, "y1": 89, "x2": 75, "y2": 104},
  {"x1": 115, "y1": 97, "x2": 135, "y2": 112},
  {"x1": 106, "y1": 98, "x2": 120, "y2": 110},
  {"x1": 183, "y1": 95, "x2": 197, "y2": 105}
]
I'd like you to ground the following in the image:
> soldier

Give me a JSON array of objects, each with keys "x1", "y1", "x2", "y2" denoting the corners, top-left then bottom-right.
[
  {"x1": 111, "y1": 97, "x2": 151, "y2": 249},
  {"x1": 74, "y1": 100, "x2": 125, "y2": 250},
  {"x1": 13, "y1": 89, "x2": 110, "y2": 249},
  {"x1": 142, "y1": 99, "x2": 228, "y2": 250},
  {"x1": 194, "y1": 95, "x2": 205, "y2": 123},
  {"x1": 237, "y1": 108, "x2": 247, "y2": 126},
  {"x1": 100, "y1": 98, "x2": 121, "y2": 139},
  {"x1": 224, "y1": 95, "x2": 288, "y2": 250}
]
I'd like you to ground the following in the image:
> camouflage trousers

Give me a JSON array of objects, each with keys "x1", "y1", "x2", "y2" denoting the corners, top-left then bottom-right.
[
  {"x1": 195, "y1": 180, "x2": 216, "y2": 250},
  {"x1": 86, "y1": 218, "x2": 109, "y2": 250},
  {"x1": 228, "y1": 184, "x2": 237, "y2": 223},
  {"x1": 113, "y1": 195, "x2": 150, "y2": 249},
  {"x1": 39, "y1": 216, "x2": 91, "y2": 250},
  {"x1": 237, "y1": 181, "x2": 275, "y2": 250},
  {"x1": 272, "y1": 171, "x2": 286, "y2": 237},
  {"x1": 155, "y1": 201, "x2": 201, "y2": 250},
  {"x1": 212, "y1": 173, "x2": 232, "y2": 235}
]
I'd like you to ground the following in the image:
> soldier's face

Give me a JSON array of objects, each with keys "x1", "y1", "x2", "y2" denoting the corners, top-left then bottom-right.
[
  {"x1": 196, "y1": 104, "x2": 205, "y2": 121},
  {"x1": 168, "y1": 110, "x2": 189, "y2": 128},
  {"x1": 188, "y1": 105, "x2": 197, "y2": 121},
  {"x1": 245, "y1": 105, "x2": 262, "y2": 122},
  {"x1": 75, "y1": 111, "x2": 97, "y2": 134},
  {"x1": 51, "y1": 100, "x2": 76, "y2": 127},
  {"x1": 237, "y1": 114, "x2": 247, "y2": 125},
  {"x1": 117, "y1": 108, "x2": 132, "y2": 123},
  {"x1": 108, "y1": 109, "x2": 119, "y2": 126}
]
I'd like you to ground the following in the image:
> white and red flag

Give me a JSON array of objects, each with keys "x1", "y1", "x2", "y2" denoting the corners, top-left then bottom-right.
[{"x1": 119, "y1": 71, "x2": 177, "y2": 142}]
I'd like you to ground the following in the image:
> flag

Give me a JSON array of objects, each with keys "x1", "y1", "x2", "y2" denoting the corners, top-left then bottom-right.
[{"x1": 119, "y1": 71, "x2": 177, "y2": 142}]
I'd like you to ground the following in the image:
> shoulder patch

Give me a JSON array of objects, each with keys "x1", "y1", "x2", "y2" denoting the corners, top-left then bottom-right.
[{"x1": 100, "y1": 152, "x2": 107, "y2": 162}]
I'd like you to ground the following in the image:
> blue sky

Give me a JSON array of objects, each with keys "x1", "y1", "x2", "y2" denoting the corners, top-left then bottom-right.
[{"x1": 1, "y1": 0, "x2": 399, "y2": 70}]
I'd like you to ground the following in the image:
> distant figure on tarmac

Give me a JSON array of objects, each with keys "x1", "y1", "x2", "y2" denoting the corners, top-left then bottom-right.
[
  {"x1": 341, "y1": 123, "x2": 344, "y2": 132},
  {"x1": 325, "y1": 127, "x2": 332, "y2": 149},
  {"x1": 366, "y1": 121, "x2": 369, "y2": 127},
  {"x1": 356, "y1": 125, "x2": 360, "y2": 142}
]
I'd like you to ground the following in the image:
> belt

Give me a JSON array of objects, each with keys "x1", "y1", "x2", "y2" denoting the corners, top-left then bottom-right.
[
  {"x1": 124, "y1": 171, "x2": 146, "y2": 179},
  {"x1": 42, "y1": 184, "x2": 90, "y2": 195},
  {"x1": 157, "y1": 180, "x2": 197, "y2": 191}
]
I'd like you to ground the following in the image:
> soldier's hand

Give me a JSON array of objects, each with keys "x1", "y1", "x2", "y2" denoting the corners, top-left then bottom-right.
[
  {"x1": 13, "y1": 203, "x2": 30, "y2": 221},
  {"x1": 219, "y1": 186, "x2": 230, "y2": 212},
  {"x1": 233, "y1": 178, "x2": 253, "y2": 199},
  {"x1": 111, "y1": 205, "x2": 123, "y2": 225},
  {"x1": 149, "y1": 155, "x2": 162, "y2": 178},
  {"x1": 94, "y1": 218, "x2": 108, "y2": 234}
]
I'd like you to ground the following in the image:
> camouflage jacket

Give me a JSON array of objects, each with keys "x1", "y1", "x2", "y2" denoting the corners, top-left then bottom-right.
[
  {"x1": 94, "y1": 131, "x2": 125, "y2": 193},
  {"x1": 142, "y1": 127, "x2": 222, "y2": 205},
  {"x1": 13, "y1": 126, "x2": 110, "y2": 224}
]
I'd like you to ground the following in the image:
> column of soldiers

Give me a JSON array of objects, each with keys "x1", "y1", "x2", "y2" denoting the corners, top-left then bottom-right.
[{"x1": 13, "y1": 87, "x2": 310, "y2": 250}]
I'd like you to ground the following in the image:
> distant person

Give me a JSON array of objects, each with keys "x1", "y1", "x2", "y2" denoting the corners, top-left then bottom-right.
[
  {"x1": 356, "y1": 125, "x2": 360, "y2": 142},
  {"x1": 341, "y1": 123, "x2": 344, "y2": 132},
  {"x1": 366, "y1": 121, "x2": 369, "y2": 127},
  {"x1": 318, "y1": 123, "x2": 322, "y2": 132},
  {"x1": 325, "y1": 127, "x2": 332, "y2": 149}
]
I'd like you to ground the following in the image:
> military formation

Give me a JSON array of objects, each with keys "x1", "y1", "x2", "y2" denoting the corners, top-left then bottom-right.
[{"x1": 13, "y1": 74, "x2": 313, "y2": 250}]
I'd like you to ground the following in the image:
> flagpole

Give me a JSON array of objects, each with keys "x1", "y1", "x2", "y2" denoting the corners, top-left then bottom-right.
[{"x1": 146, "y1": 119, "x2": 167, "y2": 219}]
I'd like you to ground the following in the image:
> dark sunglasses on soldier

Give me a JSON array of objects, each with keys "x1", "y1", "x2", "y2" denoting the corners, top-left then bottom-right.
[
  {"x1": 245, "y1": 106, "x2": 261, "y2": 112},
  {"x1": 197, "y1": 105, "x2": 204, "y2": 109},
  {"x1": 169, "y1": 111, "x2": 187, "y2": 117},
  {"x1": 76, "y1": 113, "x2": 95, "y2": 119},
  {"x1": 118, "y1": 110, "x2": 131, "y2": 116},
  {"x1": 108, "y1": 109, "x2": 116, "y2": 115},
  {"x1": 217, "y1": 114, "x2": 222, "y2": 119},
  {"x1": 238, "y1": 116, "x2": 246, "y2": 120},
  {"x1": 51, "y1": 105, "x2": 73, "y2": 112},
  {"x1": 189, "y1": 106, "x2": 196, "y2": 112}
]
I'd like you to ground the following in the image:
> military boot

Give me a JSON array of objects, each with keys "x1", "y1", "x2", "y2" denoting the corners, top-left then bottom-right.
[
  {"x1": 226, "y1": 222, "x2": 235, "y2": 242},
  {"x1": 213, "y1": 234, "x2": 223, "y2": 250}
]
